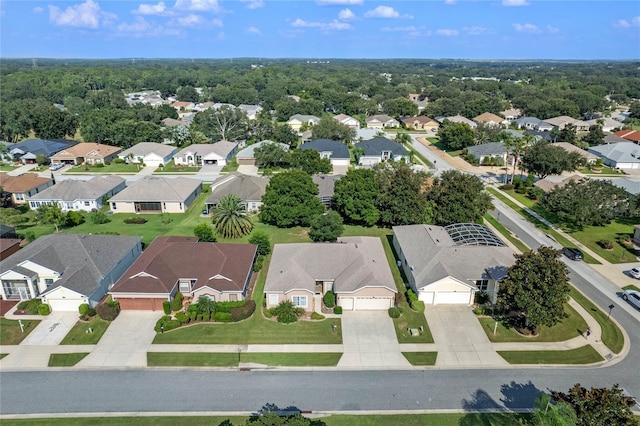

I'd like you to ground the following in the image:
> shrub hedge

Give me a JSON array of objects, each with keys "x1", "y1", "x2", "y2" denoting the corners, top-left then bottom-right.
[
  {"x1": 171, "y1": 292, "x2": 183, "y2": 312},
  {"x1": 17, "y1": 299, "x2": 42, "y2": 314},
  {"x1": 231, "y1": 300, "x2": 256, "y2": 322},
  {"x1": 216, "y1": 300, "x2": 246, "y2": 313},
  {"x1": 162, "y1": 301, "x2": 171, "y2": 315},
  {"x1": 323, "y1": 291, "x2": 335, "y2": 308},
  {"x1": 155, "y1": 316, "x2": 181, "y2": 333},
  {"x1": 214, "y1": 312, "x2": 233, "y2": 322},
  {"x1": 334, "y1": 306, "x2": 342, "y2": 315},
  {"x1": 388, "y1": 306, "x2": 401, "y2": 318},
  {"x1": 311, "y1": 312, "x2": 325, "y2": 320},
  {"x1": 123, "y1": 217, "x2": 147, "y2": 224},
  {"x1": 96, "y1": 300, "x2": 120, "y2": 321},
  {"x1": 38, "y1": 304, "x2": 51, "y2": 315},
  {"x1": 175, "y1": 312, "x2": 189, "y2": 324},
  {"x1": 78, "y1": 303, "x2": 89, "y2": 315}
]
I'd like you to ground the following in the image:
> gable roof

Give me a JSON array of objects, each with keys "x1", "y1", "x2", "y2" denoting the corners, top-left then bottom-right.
[
  {"x1": 119, "y1": 142, "x2": 176, "y2": 158},
  {"x1": 236, "y1": 140, "x2": 290, "y2": 159},
  {"x1": 366, "y1": 114, "x2": 397, "y2": 124},
  {"x1": 393, "y1": 224, "x2": 515, "y2": 288},
  {"x1": 466, "y1": 141, "x2": 507, "y2": 158},
  {"x1": 29, "y1": 175, "x2": 124, "y2": 202},
  {"x1": 0, "y1": 173, "x2": 52, "y2": 193},
  {"x1": 544, "y1": 116, "x2": 589, "y2": 129},
  {"x1": 615, "y1": 129, "x2": 640, "y2": 142},
  {"x1": 11, "y1": 139, "x2": 78, "y2": 157},
  {"x1": 299, "y1": 139, "x2": 350, "y2": 159},
  {"x1": 2, "y1": 234, "x2": 141, "y2": 297},
  {"x1": 534, "y1": 174, "x2": 583, "y2": 193},
  {"x1": 265, "y1": 237, "x2": 396, "y2": 294},
  {"x1": 473, "y1": 112, "x2": 504, "y2": 124},
  {"x1": 334, "y1": 113, "x2": 357, "y2": 123},
  {"x1": 50, "y1": 143, "x2": 121, "y2": 160},
  {"x1": 439, "y1": 115, "x2": 477, "y2": 128},
  {"x1": 553, "y1": 142, "x2": 598, "y2": 162},
  {"x1": 110, "y1": 236, "x2": 256, "y2": 294},
  {"x1": 108, "y1": 176, "x2": 201, "y2": 202},
  {"x1": 176, "y1": 142, "x2": 238, "y2": 159},
  {"x1": 355, "y1": 137, "x2": 407, "y2": 156},
  {"x1": 206, "y1": 173, "x2": 269, "y2": 204},
  {"x1": 401, "y1": 116, "x2": 437, "y2": 125},
  {"x1": 312, "y1": 174, "x2": 341, "y2": 199},
  {"x1": 287, "y1": 114, "x2": 320, "y2": 123},
  {"x1": 588, "y1": 142, "x2": 640, "y2": 164}
]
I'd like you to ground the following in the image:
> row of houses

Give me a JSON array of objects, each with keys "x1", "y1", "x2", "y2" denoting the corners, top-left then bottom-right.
[{"x1": 0, "y1": 222, "x2": 515, "y2": 314}]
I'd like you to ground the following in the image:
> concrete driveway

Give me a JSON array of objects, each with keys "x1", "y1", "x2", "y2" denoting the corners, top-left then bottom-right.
[
  {"x1": 21, "y1": 311, "x2": 79, "y2": 346},
  {"x1": 424, "y1": 305, "x2": 507, "y2": 367},
  {"x1": 338, "y1": 311, "x2": 410, "y2": 369}
]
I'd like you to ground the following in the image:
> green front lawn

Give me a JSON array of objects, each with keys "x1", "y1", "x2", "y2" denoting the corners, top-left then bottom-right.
[
  {"x1": 623, "y1": 284, "x2": 640, "y2": 292},
  {"x1": 148, "y1": 352, "x2": 342, "y2": 367},
  {"x1": 220, "y1": 157, "x2": 239, "y2": 172},
  {"x1": 498, "y1": 345, "x2": 604, "y2": 364},
  {"x1": 0, "y1": 164, "x2": 18, "y2": 171},
  {"x1": 60, "y1": 317, "x2": 110, "y2": 345},
  {"x1": 48, "y1": 353, "x2": 89, "y2": 367},
  {"x1": 0, "y1": 318, "x2": 39, "y2": 345},
  {"x1": 154, "y1": 160, "x2": 200, "y2": 173},
  {"x1": 402, "y1": 352, "x2": 437, "y2": 366},
  {"x1": 66, "y1": 163, "x2": 140, "y2": 173},
  {"x1": 393, "y1": 308, "x2": 432, "y2": 343},
  {"x1": 569, "y1": 287, "x2": 624, "y2": 354},
  {"x1": 478, "y1": 302, "x2": 587, "y2": 343},
  {"x1": 578, "y1": 166, "x2": 620, "y2": 175}
]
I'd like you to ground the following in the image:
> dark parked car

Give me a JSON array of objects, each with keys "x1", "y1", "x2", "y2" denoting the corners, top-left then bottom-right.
[{"x1": 562, "y1": 247, "x2": 583, "y2": 261}]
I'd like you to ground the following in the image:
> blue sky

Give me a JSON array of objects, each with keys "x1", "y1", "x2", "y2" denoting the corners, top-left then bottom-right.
[{"x1": 1, "y1": 0, "x2": 639, "y2": 59}]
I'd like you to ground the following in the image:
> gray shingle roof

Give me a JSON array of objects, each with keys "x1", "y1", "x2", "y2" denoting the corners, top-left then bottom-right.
[
  {"x1": 466, "y1": 142, "x2": 507, "y2": 158},
  {"x1": 355, "y1": 137, "x2": 407, "y2": 156},
  {"x1": 119, "y1": 142, "x2": 176, "y2": 158},
  {"x1": 312, "y1": 174, "x2": 341, "y2": 199},
  {"x1": 589, "y1": 142, "x2": 640, "y2": 164},
  {"x1": 29, "y1": 176, "x2": 124, "y2": 202},
  {"x1": 2, "y1": 234, "x2": 141, "y2": 297},
  {"x1": 176, "y1": 142, "x2": 238, "y2": 159},
  {"x1": 300, "y1": 139, "x2": 350, "y2": 159},
  {"x1": 109, "y1": 176, "x2": 201, "y2": 202},
  {"x1": 265, "y1": 237, "x2": 396, "y2": 294},
  {"x1": 236, "y1": 140, "x2": 290, "y2": 159},
  {"x1": 206, "y1": 173, "x2": 269, "y2": 204}
]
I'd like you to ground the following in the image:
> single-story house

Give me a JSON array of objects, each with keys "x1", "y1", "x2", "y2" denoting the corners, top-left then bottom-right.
[
  {"x1": 161, "y1": 118, "x2": 186, "y2": 128},
  {"x1": 615, "y1": 130, "x2": 640, "y2": 144},
  {"x1": 313, "y1": 174, "x2": 341, "y2": 208},
  {"x1": 118, "y1": 142, "x2": 177, "y2": 168},
  {"x1": 524, "y1": 130, "x2": 555, "y2": 142},
  {"x1": 171, "y1": 101, "x2": 195, "y2": 111},
  {"x1": 287, "y1": 114, "x2": 321, "y2": 132},
  {"x1": 264, "y1": 237, "x2": 397, "y2": 312},
  {"x1": 401, "y1": 116, "x2": 439, "y2": 133},
  {"x1": 355, "y1": 137, "x2": 409, "y2": 166},
  {"x1": 501, "y1": 108, "x2": 522, "y2": 121},
  {"x1": 110, "y1": 236, "x2": 257, "y2": 310},
  {"x1": 109, "y1": 176, "x2": 202, "y2": 213},
  {"x1": 174, "y1": 141, "x2": 238, "y2": 167},
  {"x1": 365, "y1": 115, "x2": 400, "y2": 130},
  {"x1": 28, "y1": 175, "x2": 126, "y2": 212},
  {"x1": 473, "y1": 112, "x2": 506, "y2": 127},
  {"x1": 0, "y1": 172, "x2": 54, "y2": 205},
  {"x1": 8, "y1": 139, "x2": 78, "y2": 164},
  {"x1": 534, "y1": 174, "x2": 583, "y2": 193},
  {"x1": 0, "y1": 234, "x2": 142, "y2": 311},
  {"x1": 604, "y1": 178, "x2": 640, "y2": 196},
  {"x1": 49, "y1": 143, "x2": 121, "y2": 166},
  {"x1": 516, "y1": 117, "x2": 554, "y2": 132},
  {"x1": 466, "y1": 142, "x2": 508, "y2": 165},
  {"x1": 588, "y1": 142, "x2": 640, "y2": 170},
  {"x1": 0, "y1": 238, "x2": 22, "y2": 261},
  {"x1": 437, "y1": 115, "x2": 477, "y2": 129},
  {"x1": 393, "y1": 223, "x2": 515, "y2": 305},
  {"x1": 334, "y1": 113, "x2": 360, "y2": 130},
  {"x1": 585, "y1": 118, "x2": 623, "y2": 133},
  {"x1": 553, "y1": 142, "x2": 598, "y2": 164},
  {"x1": 236, "y1": 140, "x2": 290, "y2": 166},
  {"x1": 544, "y1": 116, "x2": 590, "y2": 132},
  {"x1": 355, "y1": 128, "x2": 380, "y2": 141},
  {"x1": 299, "y1": 139, "x2": 350, "y2": 168},
  {"x1": 604, "y1": 132, "x2": 631, "y2": 144},
  {"x1": 205, "y1": 173, "x2": 269, "y2": 213},
  {"x1": 238, "y1": 104, "x2": 263, "y2": 120}
]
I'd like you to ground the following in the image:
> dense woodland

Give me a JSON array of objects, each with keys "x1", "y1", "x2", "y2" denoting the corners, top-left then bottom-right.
[{"x1": 1, "y1": 59, "x2": 639, "y2": 145}]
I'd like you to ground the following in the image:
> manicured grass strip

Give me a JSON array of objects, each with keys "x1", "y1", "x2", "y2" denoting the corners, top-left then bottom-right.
[
  {"x1": 66, "y1": 163, "x2": 140, "y2": 173},
  {"x1": 0, "y1": 413, "x2": 533, "y2": 426},
  {"x1": 404, "y1": 144, "x2": 432, "y2": 166},
  {"x1": 569, "y1": 287, "x2": 624, "y2": 354},
  {"x1": 154, "y1": 161, "x2": 200, "y2": 173},
  {"x1": 0, "y1": 318, "x2": 40, "y2": 345},
  {"x1": 483, "y1": 214, "x2": 530, "y2": 253},
  {"x1": 393, "y1": 308, "x2": 433, "y2": 343},
  {"x1": 48, "y1": 353, "x2": 89, "y2": 367},
  {"x1": 147, "y1": 352, "x2": 342, "y2": 367},
  {"x1": 623, "y1": 284, "x2": 640, "y2": 292},
  {"x1": 402, "y1": 352, "x2": 437, "y2": 366},
  {"x1": 60, "y1": 317, "x2": 110, "y2": 345},
  {"x1": 478, "y1": 302, "x2": 587, "y2": 343},
  {"x1": 497, "y1": 345, "x2": 604, "y2": 364}
]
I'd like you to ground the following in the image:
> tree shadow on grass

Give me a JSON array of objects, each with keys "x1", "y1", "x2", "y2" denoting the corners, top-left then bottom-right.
[{"x1": 458, "y1": 382, "x2": 540, "y2": 426}]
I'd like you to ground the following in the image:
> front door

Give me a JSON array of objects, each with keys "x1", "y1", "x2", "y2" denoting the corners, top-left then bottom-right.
[{"x1": 18, "y1": 287, "x2": 30, "y2": 300}]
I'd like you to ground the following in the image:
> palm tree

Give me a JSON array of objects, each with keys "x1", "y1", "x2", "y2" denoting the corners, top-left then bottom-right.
[
  {"x1": 504, "y1": 134, "x2": 532, "y2": 184},
  {"x1": 210, "y1": 194, "x2": 253, "y2": 239}
]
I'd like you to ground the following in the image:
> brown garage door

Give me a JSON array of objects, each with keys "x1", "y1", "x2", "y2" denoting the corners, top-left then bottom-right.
[{"x1": 118, "y1": 298, "x2": 165, "y2": 311}]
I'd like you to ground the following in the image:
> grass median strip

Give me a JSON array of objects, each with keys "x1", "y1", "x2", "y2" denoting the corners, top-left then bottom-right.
[
  {"x1": 402, "y1": 352, "x2": 437, "y2": 366},
  {"x1": 48, "y1": 353, "x2": 89, "y2": 367},
  {"x1": 147, "y1": 352, "x2": 342, "y2": 367},
  {"x1": 497, "y1": 345, "x2": 603, "y2": 364},
  {"x1": 60, "y1": 317, "x2": 110, "y2": 345},
  {"x1": 569, "y1": 287, "x2": 624, "y2": 354},
  {"x1": 483, "y1": 214, "x2": 530, "y2": 253}
]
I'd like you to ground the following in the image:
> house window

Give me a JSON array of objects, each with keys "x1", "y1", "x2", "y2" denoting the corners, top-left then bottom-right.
[
  {"x1": 292, "y1": 296, "x2": 308, "y2": 308},
  {"x1": 45, "y1": 279, "x2": 54, "y2": 287},
  {"x1": 2, "y1": 280, "x2": 30, "y2": 299},
  {"x1": 15, "y1": 194, "x2": 24, "y2": 200},
  {"x1": 84, "y1": 201, "x2": 90, "y2": 206},
  {"x1": 269, "y1": 294, "x2": 279, "y2": 306},
  {"x1": 475, "y1": 280, "x2": 489, "y2": 291},
  {"x1": 112, "y1": 202, "x2": 117, "y2": 210},
  {"x1": 179, "y1": 282, "x2": 190, "y2": 292},
  {"x1": 229, "y1": 294, "x2": 238, "y2": 302}
]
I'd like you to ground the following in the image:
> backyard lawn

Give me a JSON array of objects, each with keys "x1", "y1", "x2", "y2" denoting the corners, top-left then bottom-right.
[
  {"x1": 60, "y1": 317, "x2": 110, "y2": 345},
  {"x1": 0, "y1": 318, "x2": 39, "y2": 345},
  {"x1": 497, "y1": 345, "x2": 603, "y2": 364},
  {"x1": 478, "y1": 302, "x2": 587, "y2": 343},
  {"x1": 48, "y1": 353, "x2": 89, "y2": 367},
  {"x1": 147, "y1": 352, "x2": 342, "y2": 367}
]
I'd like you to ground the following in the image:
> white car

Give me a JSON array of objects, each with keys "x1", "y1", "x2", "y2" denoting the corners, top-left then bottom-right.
[
  {"x1": 50, "y1": 163, "x2": 64, "y2": 171},
  {"x1": 622, "y1": 290, "x2": 640, "y2": 310},
  {"x1": 630, "y1": 268, "x2": 640, "y2": 279}
]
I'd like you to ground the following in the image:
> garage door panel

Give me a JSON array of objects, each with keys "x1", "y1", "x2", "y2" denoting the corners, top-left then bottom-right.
[
  {"x1": 118, "y1": 298, "x2": 164, "y2": 311},
  {"x1": 47, "y1": 299, "x2": 82, "y2": 311},
  {"x1": 355, "y1": 297, "x2": 392, "y2": 310},
  {"x1": 434, "y1": 291, "x2": 472, "y2": 305},
  {"x1": 338, "y1": 297, "x2": 354, "y2": 310}
]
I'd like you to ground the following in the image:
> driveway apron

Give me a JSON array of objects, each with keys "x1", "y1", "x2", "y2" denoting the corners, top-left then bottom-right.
[{"x1": 21, "y1": 312, "x2": 79, "y2": 346}]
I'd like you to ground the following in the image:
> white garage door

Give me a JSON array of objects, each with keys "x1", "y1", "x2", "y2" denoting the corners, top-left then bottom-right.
[
  {"x1": 419, "y1": 292, "x2": 435, "y2": 304},
  {"x1": 338, "y1": 297, "x2": 354, "y2": 310},
  {"x1": 355, "y1": 297, "x2": 393, "y2": 310},
  {"x1": 434, "y1": 291, "x2": 472, "y2": 305},
  {"x1": 47, "y1": 298, "x2": 82, "y2": 311}
]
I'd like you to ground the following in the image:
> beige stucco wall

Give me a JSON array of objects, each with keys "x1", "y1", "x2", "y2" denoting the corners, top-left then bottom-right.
[{"x1": 266, "y1": 289, "x2": 314, "y2": 312}]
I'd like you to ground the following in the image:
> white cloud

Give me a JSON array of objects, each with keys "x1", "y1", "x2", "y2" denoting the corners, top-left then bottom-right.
[
  {"x1": 177, "y1": 13, "x2": 203, "y2": 26},
  {"x1": 381, "y1": 26, "x2": 417, "y2": 32},
  {"x1": 338, "y1": 8, "x2": 355, "y2": 20},
  {"x1": 49, "y1": 0, "x2": 117, "y2": 29},
  {"x1": 463, "y1": 26, "x2": 492, "y2": 35},
  {"x1": 364, "y1": 6, "x2": 399, "y2": 18},
  {"x1": 291, "y1": 18, "x2": 352, "y2": 30},
  {"x1": 247, "y1": 26, "x2": 261, "y2": 34},
  {"x1": 173, "y1": 0, "x2": 220, "y2": 12},
  {"x1": 212, "y1": 18, "x2": 222, "y2": 26},
  {"x1": 317, "y1": 0, "x2": 363, "y2": 5},
  {"x1": 502, "y1": 0, "x2": 530, "y2": 6},
  {"x1": 133, "y1": 2, "x2": 167, "y2": 15},
  {"x1": 240, "y1": 0, "x2": 264, "y2": 9},
  {"x1": 436, "y1": 28, "x2": 458, "y2": 36},
  {"x1": 614, "y1": 16, "x2": 640, "y2": 28},
  {"x1": 546, "y1": 25, "x2": 559, "y2": 33},
  {"x1": 444, "y1": 0, "x2": 456, "y2": 4},
  {"x1": 116, "y1": 16, "x2": 182, "y2": 37},
  {"x1": 33, "y1": 6, "x2": 44, "y2": 13},
  {"x1": 512, "y1": 22, "x2": 539, "y2": 33}
]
